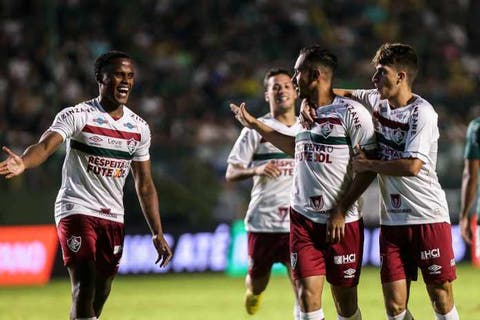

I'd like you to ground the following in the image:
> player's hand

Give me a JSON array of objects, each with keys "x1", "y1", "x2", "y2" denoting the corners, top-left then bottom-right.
[
  {"x1": 326, "y1": 208, "x2": 345, "y2": 244},
  {"x1": 230, "y1": 102, "x2": 255, "y2": 128},
  {"x1": 152, "y1": 234, "x2": 173, "y2": 267},
  {"x1": 254, "y1": 160, "x2": 281, "y2": 179},
  {"x1": 299, "y1": 99, "x2": 316, "y2": 129},
  {"x1": 352, "y1": 144, "x2": 369, "y2": 173},
  {"x1": 0, "y1": 146, "x2": 26, "y2": 179},
  {"x1": 459, "y1": 216, "x2": 472, "y2": 244}
]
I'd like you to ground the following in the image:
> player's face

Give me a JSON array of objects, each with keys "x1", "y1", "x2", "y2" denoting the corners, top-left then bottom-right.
[
  {"x1": 292, "y1": 53, "x2": 313, "y2": 100},
  {"x1": 371, "y1": 64, "x2": 400, "y2": 100},
  {"x1": 99, "y1": 58, "x2": 135, "y2": 107},
  {"x1": 265, "y1": 74, "x2": 297, "y2": 112}
]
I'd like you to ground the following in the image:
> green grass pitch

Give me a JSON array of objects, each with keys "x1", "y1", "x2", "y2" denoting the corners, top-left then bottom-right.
[{"x1": 0, "y1": 264, "x2": 479, "y2": 319}]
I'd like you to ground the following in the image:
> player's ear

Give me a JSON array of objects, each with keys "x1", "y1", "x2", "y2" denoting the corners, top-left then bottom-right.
[
  {"x1": 311, "y1": 68, "x2": 320, "y2": 81},
  {"x1": 264, "y1": 91, "x2": 269, "y2": 102},
  {"x1": 397, "y1": 72, "x2": 406, "y2": 84}
]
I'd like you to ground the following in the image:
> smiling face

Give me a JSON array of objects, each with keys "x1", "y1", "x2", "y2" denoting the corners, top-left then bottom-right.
[
  {"x1": 264, "y1": 73, "x2": 297, "y2": 113},
  {"x1": 98, "y1": 57, "x2": 135, "y2": 109}
]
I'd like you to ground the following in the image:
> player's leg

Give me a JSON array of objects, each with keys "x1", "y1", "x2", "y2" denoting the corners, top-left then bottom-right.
[
  {"x1": 57, "y1": 214, "x2": 98, "y2": 320},
  {"x1": 285, "y1": 265, "x2": 301, "y2": 320},
  {"x1": 416, "y1": 223, "x2": 458, "y2": 319},
  {"x1": 327, "y1": 220, "x2": 364, "y2": 319},
  {"x1": 382, "y1": 280, "x2": 411, "y2": 318},
  {"x1": 67, "y1": 262, "x2": 97, "y2": 319},
  {"x1": 290, "y1": 209, "x2": 326, "y2": 319},
  {"x1": 93, "y1": 218, "x2": 124, "y2": 318}
]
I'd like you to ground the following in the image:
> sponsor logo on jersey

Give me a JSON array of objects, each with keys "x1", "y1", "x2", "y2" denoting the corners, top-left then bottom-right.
[
  {"x1": 310, "y1": 195, "x2": 324, "y2": 210},
  {"x1": 334, "y1": 254, "x2": 356, "y2": 265},
  {"x1": 93, "y1": 117, "x2": 108, "y2": 125},
  {"x1": 127, "y1": 138, "x2": 138, "y2": 155},
  {"x1": 290, "y1": 252, "x2": 297, "y2": 269},
  {"x1": 390, "y1": 194, "x2": 401, "y2": 208},
  {"x1": 124, "y1": 122, "x2": 137, "y2": 130},
  {"x1": 67, "y1": 236, "x2": 81, "y2": 253},
  {"x1": 343, "y1": 268, "x2": 356, "y2": 278},
  {"x1": 428, "y1": 264, "x2": 442, "y2": 275},
  {"x1": 65, "y1": 203, "x2": 74, "y2": 211},
  {"x1": 420, "y1": 248, "x2": 440, "y2": 260},
  {"x1": 88, "y1": 135, "x2": 104, "y2": 143},
  {"x1": 100, "y1": 208, "x2": 111, "y2": 215},
  {"x1": 319, "y1": 122, "x2": 334, "y2": 138}
]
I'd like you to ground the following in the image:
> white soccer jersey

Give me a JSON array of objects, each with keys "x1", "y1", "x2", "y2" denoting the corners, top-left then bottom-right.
[
  {"x1": 227, "y1": 114, "x2": 301, "y2": 232},
  {"x1": 352, "y1": 89, "x2": 450, "y2": 225},
  {"x1": 291, "y1": 96, "x2": 376, "y2": 224},
  {"x1": 49, "y1": 97, "x2": 151, "y2": 225}
]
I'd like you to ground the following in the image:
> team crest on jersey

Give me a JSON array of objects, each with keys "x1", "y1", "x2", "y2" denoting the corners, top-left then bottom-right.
[
  {"x1": 391, "y1": 128, "x2": 406, "y2": 145},
  {"x1": 127, "y1": 138, "x2": 138, "y2": 155},
  {"x1": 390, "y1": 194, "x2": 401, "y2": 208},
  {"x1": 290, "y1": 252, "x2": 297, "y2": 269},
  {"x1": 310, "y1": 195, "x2": 324, "y2": 210},
  {"x1": 277, "y1": 207, "x2": 289, "y2": 221},
  {"x1": 67, "y1": 236, "x2": 81, "y2": 253},
  {"x1": 319, "y1": 122, "x2": 334, "y2": 138}
]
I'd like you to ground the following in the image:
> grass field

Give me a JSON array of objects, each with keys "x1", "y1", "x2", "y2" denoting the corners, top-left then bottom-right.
[{"x1": 0, "y1": 263, "x2": 479, "y2": 319}]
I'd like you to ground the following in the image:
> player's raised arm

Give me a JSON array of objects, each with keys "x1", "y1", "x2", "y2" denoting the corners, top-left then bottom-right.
[
  {"x1": 0, "y1": 130, "x2": 63, "y2": 179},
  {"x1": 230, "y1": 102, "x2": 295, "y2": 155}
]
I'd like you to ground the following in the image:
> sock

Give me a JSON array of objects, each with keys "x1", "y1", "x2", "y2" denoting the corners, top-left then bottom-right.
[
  {"x1": 300, "y1": 308, "x2": 325, "y2": 320},
  {"x1": 293, "y1": 301, "x2": 301, "y2": 320},
  {"x1": 435, "y1": 305, "x2": 459, "y2": 320},
  {"x1": 338, "y1": 308, "x2": 362, "y2": 320},
  {"x1": 387, "y1": 309, "x2": 413, "y2": 320}
]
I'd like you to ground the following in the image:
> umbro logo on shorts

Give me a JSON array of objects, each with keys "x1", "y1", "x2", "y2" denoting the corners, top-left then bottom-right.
[
  {"x1": 343, "y1": 268, "x2": 356, "y2": 278},
  {"x1": 67, "y1": 236, "x2": 82, "y2": 253},
  {"x1": 428, "y1": 264, "x2": 442, "y2": 275}
]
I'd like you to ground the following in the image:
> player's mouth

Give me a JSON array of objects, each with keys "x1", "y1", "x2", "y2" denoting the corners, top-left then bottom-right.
[
  {"x1": 275, "y1": 95, "x2": 289, "y2": 103},
  {"x1": 117, "y1": 86, "x2": 130, "y2": 98}
]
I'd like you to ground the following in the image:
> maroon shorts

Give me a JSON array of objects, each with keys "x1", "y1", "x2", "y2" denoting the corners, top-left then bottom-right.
[
  {"x1": 380, "y1": 223, "x2": 457, "y2": 284},
  {"x1": 57, "y1": 214, "x2": 124, "y2": 277},
  {"x1": 247, "y1": 232, "x2": 290, "y2": 278},
  {"x1": 290, "y1": 209, "x2": 363, "y2": 287}
]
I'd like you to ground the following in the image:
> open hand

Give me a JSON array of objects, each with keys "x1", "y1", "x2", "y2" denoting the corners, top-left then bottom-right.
[
  {"x1": 230, "y1": 102, "x2": 255, "y2": 128},
  {"x1": 0, "y1": 146, "x2": 25, "y2": 179},
  {"x1": 299, "y1": 99, "x2": 317, "y2": 129},
  {"x1": 152, "y1": 234, "x2": 173, "y2": 268}
]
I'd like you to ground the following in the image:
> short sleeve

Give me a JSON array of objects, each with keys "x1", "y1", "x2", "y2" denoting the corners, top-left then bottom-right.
[
  {"x1": 48, "y1": 107, "x2": 84, "y2": 140},
  {"x1": 402, "y1": 104, "x2": 437, "y2": 163},
  {"x1": 227, "y1": 127, "x2": 259, "y2": 167},
  {"x1": 351, "y1": 89, "x2": 379, "y2": 112},
  {"x1": 132, "y1": 123, "x2": 151, "y2": 162},
  {"x1": 345, "y1": 101, "x2": 377, "y2": 151}
]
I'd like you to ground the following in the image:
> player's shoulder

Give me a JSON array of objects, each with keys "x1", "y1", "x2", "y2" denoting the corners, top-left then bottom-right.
[
  {"x1": 411, "y1": 95, "x2": 437, "y2": 117},
  {"x1": 56, "y1": 99, "x2": 98, "y2": 119},
  {"x1": 334, "y1": 96, "x2": 371, "y2": 115},
  {"x1": 124, "y1": 106, "x2": 150, "y2": 129}
]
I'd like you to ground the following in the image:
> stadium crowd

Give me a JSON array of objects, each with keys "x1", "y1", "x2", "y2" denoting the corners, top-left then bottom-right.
[{"x1": 1, "y1": 0, "x2": 479, "y2": 228}]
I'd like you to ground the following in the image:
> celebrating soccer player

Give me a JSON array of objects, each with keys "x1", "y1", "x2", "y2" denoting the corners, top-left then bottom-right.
[
  {"x1": 0, "y1": 51, "x2": 173, "y2": 320},
  {"x1": 231, "y1": 46, "x2": 377, "y2": 320}
]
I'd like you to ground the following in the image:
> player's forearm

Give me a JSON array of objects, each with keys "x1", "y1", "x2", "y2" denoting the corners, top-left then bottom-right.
[
  {"x1": 136, "y1": 183, "x2": 164, "y2": 236},
  {"x1": 333, "y1": 88, "x2": 354, "y2": 98},
  {"x1": 360, "y1": 158, "x2": 421, "y2": 176},
  {"x1": 337, "y1": 171, "x2": 376, "y2": 213},
  {"x1": 249, "y1": 120, "x2": 295, "y2": 155},
  {"x1": 225, "y1": 165, "x2": 255, "y2": 181},
  {"x1": 21, "y1": 143, "x2": 55, "y2": 169},
  {"x1": 460, "y1": 176, "x2": 477, "y2": 219}
]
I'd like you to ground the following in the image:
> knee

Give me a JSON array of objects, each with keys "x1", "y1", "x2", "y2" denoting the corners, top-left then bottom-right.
[
  {"x1": 298, "y1": 287, "x2": 321, "y2": 311},
  {"x1": 71, "y1": 278, "x2": 95, "y2": 302},
  {"x1": 430, "y1": 287, "x2": 454, "y2": 314},
  {"x1": 384, "y1": 300, "x2": 406, "y2": 316}
]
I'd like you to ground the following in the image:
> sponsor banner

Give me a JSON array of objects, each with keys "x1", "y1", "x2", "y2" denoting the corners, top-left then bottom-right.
[{"x1": 0, "y1": 225, "x2": 58, "y2": 286}]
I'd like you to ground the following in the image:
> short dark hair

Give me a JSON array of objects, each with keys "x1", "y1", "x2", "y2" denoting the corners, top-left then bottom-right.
[
  {"x1": 299, "y1": 46, "x2": 337, "y2": 73},
  {"x1": 263, "y1": 68, "x2": 291, "y2": 89},
  {"x1": 372, "y1": 43, "x2": 418, "y2": 84},
  {"x1": 94, "y1": 50, "x2": 131, "y2": 79}
]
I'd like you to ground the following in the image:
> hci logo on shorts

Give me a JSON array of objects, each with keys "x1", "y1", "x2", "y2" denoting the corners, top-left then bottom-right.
[
  {"x1": 67, "y1": 236, "x2": 82, "y2": 253},
  {"x1": 390, "y1": 194, "x2": 401, "y2": 208}
]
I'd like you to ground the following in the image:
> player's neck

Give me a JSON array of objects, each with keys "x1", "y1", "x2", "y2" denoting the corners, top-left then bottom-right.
[
  {"x1": 311, "y1": 88, "x2": 335, "y2": 108},
  {"x1": 99, "y1": 97, "x2": 124, "y2": 118},
  {"x1": 388, "y1": 88, "x2": 415, "y2": 109},
  {"x1": 273, "y1": 109, "x2": 296, "y2": 125}
]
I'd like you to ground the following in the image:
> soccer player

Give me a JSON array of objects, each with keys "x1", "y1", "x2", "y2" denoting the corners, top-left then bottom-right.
[
  {"x1": 226, "y1": 68, "x2": 301, "y2": 317},
  {"x1": 302, "y1": 43, "x2": 459, "y2": 320},
  {"x1": 459, "y1": 117, "x2": 480, "y2": 259},
  {"x1": 0, "y1": 51, "x2": 173, "y2": 320},
  {"x1": 231, "y1": 46, "x2": 377, "y2": 320}
]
